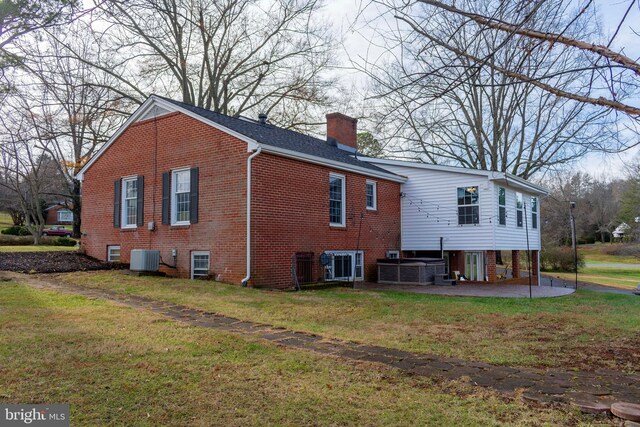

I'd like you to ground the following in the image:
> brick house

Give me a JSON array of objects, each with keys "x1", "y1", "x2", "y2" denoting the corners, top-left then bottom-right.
[
  {"x1": 77, "y1": 95, "x2": 404, "y2": 289},
  {"x1": 44, "y1": 203, "x2": 74, "y2": 225}
]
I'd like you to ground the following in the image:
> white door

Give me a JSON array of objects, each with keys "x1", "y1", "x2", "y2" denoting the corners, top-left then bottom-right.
[{"x1": 465, "y1": 252, "x2": 483, "y2": 281}]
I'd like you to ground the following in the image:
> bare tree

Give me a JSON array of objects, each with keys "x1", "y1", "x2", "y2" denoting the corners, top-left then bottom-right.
[
  {"x1": 397, "y1": 0, "x2": 640, "y2": 120},
  {"x1": 357, "y1": 0, "x2": 626, "y2": 178},
  {"x1": 13, "y1": 27, "x2": 131, "y2": 237},
  {"x1": 0, "y1": 103, "x2": 63, "y2": 244},
  {"x1": 51, "y1": 0, "x2": 338, "y2": 130},
  {"x1": 0, "y1": 0, "x2": 79, "y2": 95}
]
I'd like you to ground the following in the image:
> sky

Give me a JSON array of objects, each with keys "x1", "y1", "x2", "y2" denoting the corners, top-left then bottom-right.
[{"x1": 321, "y1": 0, "x2": 640, "y2": 179}]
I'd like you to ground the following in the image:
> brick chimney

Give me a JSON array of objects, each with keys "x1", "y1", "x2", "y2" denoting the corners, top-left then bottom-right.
[{"x1": 326, "y1": 113, "x2": 358, "y2": 151}]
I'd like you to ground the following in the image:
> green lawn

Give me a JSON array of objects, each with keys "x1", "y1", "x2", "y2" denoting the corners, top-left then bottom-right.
[
  {"x1": 0, "y1": 245, "x2": 77, "y2": 252},
  {"x1": 0, "y1": 281, "x2": 592, "y2": 426},
  {"x1": 578, "y1": 243, "x2": 640, "y2": 265},
  {"x1": 56, "y1": 271, "x2": 640, "y2": 372},
  {"x1": 549, "y1": 267, "x2": 640, "y2": 290},
  {"x1": 0, "y1": 212, "x2": 13, "y2": 229}
]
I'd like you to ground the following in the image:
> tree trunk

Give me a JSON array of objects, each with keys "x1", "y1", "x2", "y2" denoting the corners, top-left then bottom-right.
[{"x1": 72, "y1": 179, "x2": 81, "y2": 238}]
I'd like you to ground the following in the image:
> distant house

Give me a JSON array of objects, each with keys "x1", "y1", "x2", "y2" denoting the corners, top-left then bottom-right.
[
  {"x1": 365, "y1": 159, "x2": 548, "y2": 285},
  {"x1": 613, "y1": 223, "x2": 631, "y2": 240},
  {"x1": 45, "y1": 204, "x2": 74, "y2": 225}
]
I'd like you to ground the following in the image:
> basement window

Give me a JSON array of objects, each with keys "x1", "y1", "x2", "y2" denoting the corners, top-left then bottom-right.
[
  {"x1": 107, "y1": 245, "x2": 121, "y2": 263},
  {"x1": 191, "y1": 251, "x2": 210, "y2": 279},
  {"x1": 323, "y1": 250, "x2": 364, "y2": 281},
  {"x1": 386, "y1": 250, "x2": 399, "y2": 259}
]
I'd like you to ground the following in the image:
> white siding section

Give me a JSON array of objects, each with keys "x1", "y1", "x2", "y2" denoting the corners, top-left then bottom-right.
[
  {"x1": 494, "y1": 186, "x2": 541, "y2": 250},
  {"x1": 379, "y1": 164, "x2": 541, "y2": 251}
]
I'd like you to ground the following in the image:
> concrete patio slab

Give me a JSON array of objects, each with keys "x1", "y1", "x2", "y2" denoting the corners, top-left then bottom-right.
[{"x1": 355, "y1": 282, "x2": 575, "y2": 298}]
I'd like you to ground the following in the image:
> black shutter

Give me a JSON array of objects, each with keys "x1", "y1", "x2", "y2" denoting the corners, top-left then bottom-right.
[
  {"x1": 190, "y1": 167, "x2": 199, "y2": 224},
  {"x1": 136, "y1": 175, "x2": 144, "y2": 226},
  {"x1": 113, "y1": 179, "x2": 121, "y2": 228},
  {"x1": 162, "y1": 172, "x2": 170, "y2": 225}
]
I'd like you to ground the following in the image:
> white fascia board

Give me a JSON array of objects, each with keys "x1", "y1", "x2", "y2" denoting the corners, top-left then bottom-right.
[
  {"x1": 364, "y1": 157, "x2": 492, "y2": 178},
  {"x1": 366, "y1": 157, "x2": 548, "y2": 194},
  {"x1": 260, "y1": 145, "x2": 407, "y2": 183},
  {"x1": 490, "y1": 172, "x2": 549, "y2": 196}
]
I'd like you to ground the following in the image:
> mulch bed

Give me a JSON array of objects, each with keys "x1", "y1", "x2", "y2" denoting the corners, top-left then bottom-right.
[{"x1": 0, "y1": 251, "x2": 129, "y2": 274}]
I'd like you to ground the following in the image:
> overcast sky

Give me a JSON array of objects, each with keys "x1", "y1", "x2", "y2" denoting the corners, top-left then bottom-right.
[{"x1": 321, "y1": 0, "x2": 640, "y2": 178}]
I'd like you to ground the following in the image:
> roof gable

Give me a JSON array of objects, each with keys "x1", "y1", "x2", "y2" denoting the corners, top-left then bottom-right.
[{"x1": 77, "y1": 95, "x2": 404, "y2": 182}]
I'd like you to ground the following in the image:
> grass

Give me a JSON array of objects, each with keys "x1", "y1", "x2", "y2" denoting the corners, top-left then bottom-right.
[
  {"x1": 0, "y1": 212, "x2": 13, "y2": 229},
  {"x1": 548, "y1": 267, "x2": 640, "y2": 290},
  {"x1": 56, "y1": 271, "x2": 640, "y2": 372},
  {"x1": 0, "y1": 281, "x2": 594, "y2": 426},
  {"x1": 578, "y1": 243, "x2": 640, "y2": 265},
  {"x1": 0, "y1": 245, "x2": 77, "y2": 252}
]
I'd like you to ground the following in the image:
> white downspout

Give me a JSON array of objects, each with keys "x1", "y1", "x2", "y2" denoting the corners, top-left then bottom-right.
[{"x1": 242, "y1": 146, "x2": 262, "y2": 287}]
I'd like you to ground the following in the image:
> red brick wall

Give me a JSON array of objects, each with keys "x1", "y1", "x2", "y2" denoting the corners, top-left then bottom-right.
[
  {"x1": 46, "y1": 207, "x2": 59, "y2": 225},
  {"x1": 250, "y1": 153, "x2": 401, "y2": 288},
  {"x1": 82, "y1": 111, "x2": 402, "y2": 288},
  {"x1": 81, "y1": 112, "x2": 247, "y2": 284},
  {"x1": 531, "y1": 250, "x2": 539, "y2": 284},
  {"x1": 449, "y1": 251, "x2": 465, "y2": 277},
  {"x1": 486, "y1": 250, "x2": 497, "y2": 282},
  {"x1": 326, "y1": 113, "x2": 357, "y2": 149},
  {"x1": 512, "y1": 250, "x2": 521, "y2": 278}
]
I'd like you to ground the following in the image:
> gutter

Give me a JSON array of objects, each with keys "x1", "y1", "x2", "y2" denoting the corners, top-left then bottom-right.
[{"x1": 241, "y1": 145, "x2": 262, "y2": 287}]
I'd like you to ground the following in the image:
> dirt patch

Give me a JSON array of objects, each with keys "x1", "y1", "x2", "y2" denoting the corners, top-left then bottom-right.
[{"x1": 0, "y1": 251, "x2": 128, "y2": 274}]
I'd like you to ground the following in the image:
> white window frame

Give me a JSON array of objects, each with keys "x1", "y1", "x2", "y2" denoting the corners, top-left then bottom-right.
[
  {"x1": 329, "y1": 173, "x2": 346, "y2": 227},
  {"x1": 457, "y1": 186, "x2": 480, "y2": 225},
  {"x1": 366, "y1": 180, "x2": 377, "y2": 211},
  {"x1": 516, "y1": 192, "x2": 524, "y2": 228},
  {"x1": 171, "y1": 168, "x2": 191, "y2": 226},
  {"x1": 497, "y1": 187, "x2": 506, "y2": 226},
  {"x1": 386, "y1": 250, "x2": 399, "y2": 259},
  {"x1": 191, "y1": 251, "x2": 210, "y2": 279},
  {"x1": 531, "y1": 196, "x2": 538, "y2": 229},
  {"x1": 107, "y1": 245, "x2": 121, "y2": 262},
  {"x1": 57, "y1": 209, "x2": 73, "y2": 223},
  {"x1": 323, "y1": 250, "x2": 364, "y2": 281},
  {"x1": 121, "y1": 176, "x2": 138, "y2": 229}
]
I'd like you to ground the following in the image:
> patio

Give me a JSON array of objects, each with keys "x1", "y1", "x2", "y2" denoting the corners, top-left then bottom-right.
[{"x1": 355, "y1": 282, "x2": 575, "y2": 298}]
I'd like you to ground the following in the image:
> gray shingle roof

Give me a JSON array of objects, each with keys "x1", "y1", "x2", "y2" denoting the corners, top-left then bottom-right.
[{"x1": 157, "y1": 96, "x2": 396, "y2": 176}]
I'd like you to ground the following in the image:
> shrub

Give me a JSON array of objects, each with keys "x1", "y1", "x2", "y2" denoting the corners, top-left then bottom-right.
[
  {"x1": 1, "y1": 226, "x2": 31, "y2": 236},
  {"x1": 540, "y1": 246, "x2": 585, "y2": 272},
  {"x1": 53, "y1": 237, "x2": 77, "y2": 247},
  {"x1": 0, "y1": 235, "x2": 34, "y2": 246}
]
